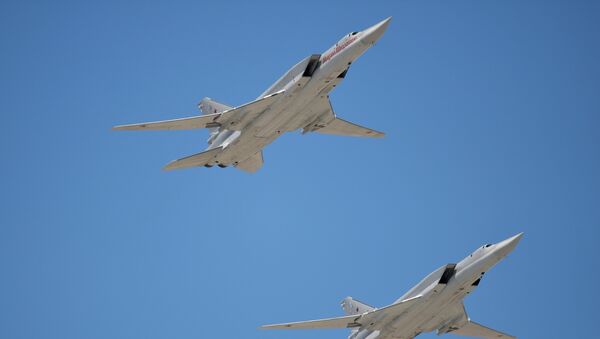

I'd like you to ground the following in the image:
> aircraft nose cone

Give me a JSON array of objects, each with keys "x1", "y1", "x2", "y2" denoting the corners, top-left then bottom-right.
[
  {"x1": 495, "y1": 232, "x2": 524, "y2": 257},
  {"x1": 362, "y1": 17, "x2": 392, "y2": 45}
]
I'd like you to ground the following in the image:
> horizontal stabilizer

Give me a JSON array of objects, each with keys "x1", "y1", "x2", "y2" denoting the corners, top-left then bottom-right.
[
  {"x1": 163, "y1": 147, "x2": 223, "y2": 171},
  {"x1": 235, "y1": 151, "x2": 263, "y2": 173},
  {"x1": 341, "y1": 297, "x2": 375, "y2": 315},
  {"x1": 316, "y1": 117, "x2": 384, "y2": 138},
  {"x1": 113, "y1": 90, "x2": 284, "y2": 131},
  {"x1": 450, "y1": 320, "x2": 515, "y2": 339},
  {"x1": 262, "y1": 295, "x2": 421, "y2": 331}
]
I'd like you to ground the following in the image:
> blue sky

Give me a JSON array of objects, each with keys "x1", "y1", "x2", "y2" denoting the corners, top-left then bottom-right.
[{"x1": 1, "y1": 1, "x2": 599, "y2": 338}]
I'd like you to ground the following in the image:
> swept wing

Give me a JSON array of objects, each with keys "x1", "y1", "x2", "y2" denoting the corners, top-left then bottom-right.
[
  {"x1": 449, "y1": 321, "x2": 516, "y2": 339},
  {"x1": 262, "y1": 295, "x2": 421, "y2": 330},
  {"x1": 113, "y1": 90, "x2": 284, "y2": 131},
  {"x1": 317, "y1": 117, "x2": 385, "y2": 137},
  {"x1": 163, "y1": 147, "x2": 223, "y2": 171},
  {"x1": 441, "y1": 303, "x2": 516, "y2": 339},
  {"x1": 307, "y1": 96, "x2": 384, "y2": 137}
]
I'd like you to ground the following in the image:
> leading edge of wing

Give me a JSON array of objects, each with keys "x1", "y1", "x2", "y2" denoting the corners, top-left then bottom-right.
[
  {"x1": 261, "y1": 295, "x2": 422, "y2": 331},
  {"x1": 112, "y1": 90, "x2": 284, "y2": 131},
  {"x1": 449, "y1": 320, "x2": 516, "y2": 339},
  {"x1": 112, "y1": 112, "x2": 222, "y2": 131},
  {"x1": 316, "y1": 117, "x2": 384, "y2": 138},
  {"x1": 162, "y1": 147, "x2": 223, "y2": 171},
  {"x1": 261, "y1": 314, "x2": 361, "y2": 330}
]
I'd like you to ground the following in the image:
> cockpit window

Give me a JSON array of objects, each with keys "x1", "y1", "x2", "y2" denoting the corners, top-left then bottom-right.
[
  {"x1": 351, "y1": 31, "x2": 358, "y2": 35},
  {"x1": 484, "y1": 244, "x2": 492, "y2": 248}
]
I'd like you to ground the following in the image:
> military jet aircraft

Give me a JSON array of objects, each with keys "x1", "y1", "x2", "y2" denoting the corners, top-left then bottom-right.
[
  {"x1": 262, "y1": 233, "x2": 523, "y2": 339},
  {"x1": 113, "y1": 17, "x2": 391, "y2": 172}
]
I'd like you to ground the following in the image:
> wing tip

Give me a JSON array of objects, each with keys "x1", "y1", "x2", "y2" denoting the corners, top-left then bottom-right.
[
  {"x1": 357, "y1": 130, "x2": 384, "y2": 138},
  {"x1": 112, "y1": 124, "x2": 146, "y2": 131},
  {"x1": 260, "y1": 324, "x2": 287, "y2": 330},
  {"x1": 162, "y1": 161, "x2": 180, "y2": 171}
]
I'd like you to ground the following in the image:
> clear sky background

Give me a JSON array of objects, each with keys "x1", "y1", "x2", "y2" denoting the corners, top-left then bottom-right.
[{"x1": 1, "y1": 1, "x2": 599, "y2": 338}]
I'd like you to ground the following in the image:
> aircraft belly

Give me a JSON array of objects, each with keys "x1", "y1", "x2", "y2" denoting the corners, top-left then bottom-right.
[
  {"x1": 282, "y1": 98, "x2": 330, "y2": 132},
  {"x1": 254, "y1": 93, "x2": 315, "y2": 137},
  {"x1": 253, "y1": 74, "x2": 336, "y2": 137},
  {"x1": 376, "y1": 294, "x2": 452, "y2": 339},
  {"x1": 216, "y1": 133, "x2": 267, "y2": 165},
  {"x1": 251, "y1": 98, "x2": 290, "y2": 138},
  {"x1": 254, "y1": 109, "x2": 296, "y2": 137},
  {"x1": 408, "y1": 293, "x2": 463, "y2": 334}
]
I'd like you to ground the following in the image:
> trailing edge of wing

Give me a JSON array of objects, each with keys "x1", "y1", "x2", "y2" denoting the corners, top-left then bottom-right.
[
  {"x1": 163, "y1": 147, "x2": 223, "y2": 171},
  {"x1": 262, "y1": 295, "x2": 422, "y2": 331},
  {"x1": 261, "y1": 314, "x2": 361, "y2": 330},
  {"x1": 112, "y1": 90, "x2": 284, "y2": 131},
  {"x1": 316, "y1": 117, "x2": 384, "y2": 138},
  {"x1": 449, "y1": 320, "x2": 516, "y2": 339}
]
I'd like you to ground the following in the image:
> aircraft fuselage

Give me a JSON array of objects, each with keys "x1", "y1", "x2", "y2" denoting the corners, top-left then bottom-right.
[
  {"x1": 350, "y1": 234, "x2": 523, "y2": 339},
  {"x1": 208, "y1": 19, "x2": 390, "y2": 167},
  {"x1": 113, "y1": 18, "x2": 390, "y2": 172}
]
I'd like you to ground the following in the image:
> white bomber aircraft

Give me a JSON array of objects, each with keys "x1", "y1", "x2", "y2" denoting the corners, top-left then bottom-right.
[
  {"x1": 262, "y1": 233, "x2": 523, "y2": 339},
  {"x1": 113, "y1": 17, "x2": 392, "y2": 172}
]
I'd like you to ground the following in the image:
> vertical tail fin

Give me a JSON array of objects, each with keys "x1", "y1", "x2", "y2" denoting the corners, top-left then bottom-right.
[
  {"x1": 341, "y1": 297, "x2": 375, "y2": 315},
  {"x1": 198, "y1": 98, "x2": 232, "y2": 144}
]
